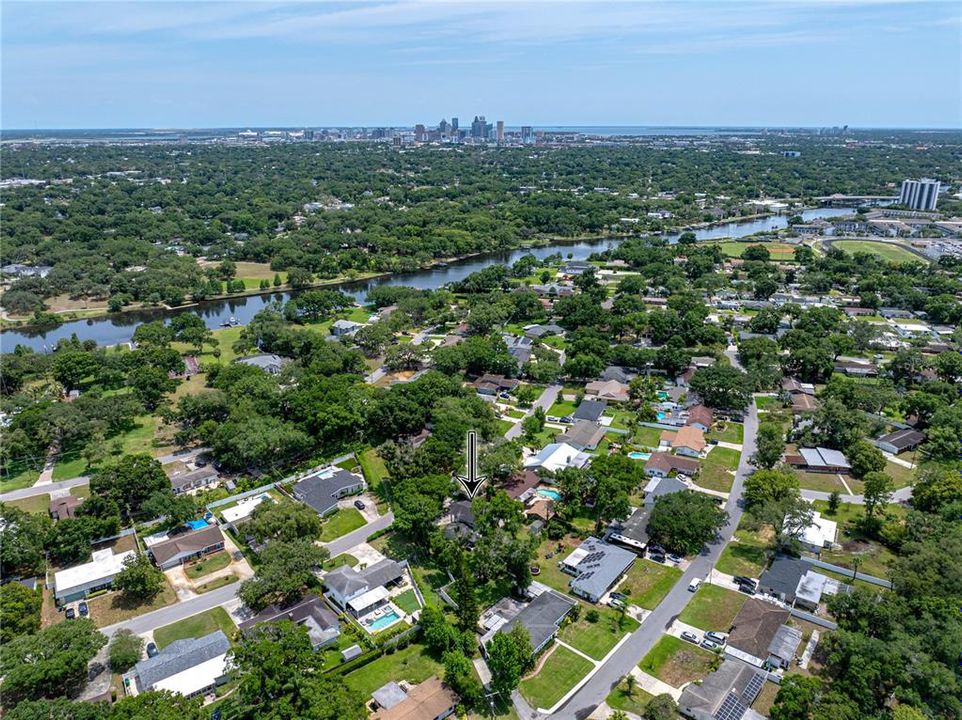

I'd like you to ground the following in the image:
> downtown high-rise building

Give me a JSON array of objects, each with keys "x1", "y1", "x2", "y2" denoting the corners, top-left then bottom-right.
[
  {"x1": 898, "y1": 178, "x2": 940, "y2": 211},
  {"x1": 521, "y1": 126, "x2": 533, "y2": 144},
  {"x1": 451, "y1": 117, "x2": 459, "y2": 131},
  {"x1": 496, "y1": 120, "x2": 504, "y2": 142}
]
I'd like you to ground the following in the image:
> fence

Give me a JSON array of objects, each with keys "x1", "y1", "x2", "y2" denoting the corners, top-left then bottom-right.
[
  {"x1": 206, "y1": 482, "x2": 279, "y2": 510},
  {"x1": 801, "y1": 556, "x2": 893, "y2": 589}
]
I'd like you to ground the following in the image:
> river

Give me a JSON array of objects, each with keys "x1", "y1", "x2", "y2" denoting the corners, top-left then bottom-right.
[{"x1": 1, "y1": 208, "x2": 853, "y2": 351}]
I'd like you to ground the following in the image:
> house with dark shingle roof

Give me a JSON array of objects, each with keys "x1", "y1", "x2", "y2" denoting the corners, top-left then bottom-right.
[
  {"x1": 607, "y1": 506, "x2": 651, "y2": 552},
  {"x1": 561, "y1": 536, "x2": 636, "y2": 603},
  {"x1": 571, "y1": 399, "x2": 607, "y2": 422},
  {"x1": 480, "y1": 587, "x2": 575, "y2": 656},
  {"x1": 292, "y1": 468, "x2": 365, "y2": 516},
  {"x1": 127, "y1": 631, "x2": 230, "y2": 698},
  {"x1": 686, "y1": 404, "x2": 713, "y2": 432},
  {"x1": 148, "y1": 525, "x2": 225, "y2": 570},
  {"x1": 238, "y1": 594, "x2": 340, "y2": 650},
  {"x1": 555, "y1": 421, "x2": 607, "y2": 451},
  {"x1": 324, "y1": 559, "x2": 404, "y2": 613},
  {"x1": 678, "y1": 659, "x2": 767, "y2": 720},
  {"x1": 725, "y1": 598, "x2": 794, "y2": 668},
  {"x1": 875, "y1": 428, "x2": 925, "y2": 455}
]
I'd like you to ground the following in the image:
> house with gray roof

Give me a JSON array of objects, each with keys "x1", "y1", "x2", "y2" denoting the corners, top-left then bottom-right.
[
  {"x1": 561, "y1": 536, "x2": 636, "y2": 603},
  {"x1": 875, "y1": 428, "x2": 925, "y2": 455},
  {"x1": 525, "y1": 324, "x2": 564, "y2": 339},
  {"x1": 331, "y1": 319, "x2": 364, "y2": 336},
  {"x1": 127, "y1": 631, "x2": 230, "y2": 698},
  {"x1": 796, "y1": 447, "x2": 850, "y2": 473},
  {"x1": 169, "y1": 466, "x2": 220, "y2": 495},
  {"x1": 480, "y1": 586, "x2": 575, "y2": 657},
  {"x1": 147, "y1": 525, "x2": 225, "y2": 570},
  {"x1": 571, "y1": 398, "x2": 607, "y2": 422},
  {"x1": 555, "y1": 421, "x2": 607, "y2": 451},
  {"x1": 600, "y1": 366, "x2": 635, "y2": 384},
  {"x1": 238, "y1": 594, "x2": 340, "y2": 650},
  {"x1": 678, "y1": 659, "x2": 768, "y2": 720},
  {"x1": 607, "y1": 506, "x2": 651, "y2": 552},
  {"x1": 324, "y1": 558, "x2": 404, "y2": 614},
  {"x1": 293, "y1": 468, "x2": 366, "y2": 516},
  {"x1": 235, "y1": 353, "x2": 290, "y2": 375}
]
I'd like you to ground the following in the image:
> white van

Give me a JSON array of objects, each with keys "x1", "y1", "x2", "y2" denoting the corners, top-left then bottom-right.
[{"x1": 688, "y1": 578, "x2": 703, "y2": 592}]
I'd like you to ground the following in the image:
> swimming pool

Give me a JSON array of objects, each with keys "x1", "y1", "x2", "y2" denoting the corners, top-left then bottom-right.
[
  {"x1": 536, "y1": 488, "x2": 562, "y2": 501},
  {"x1": 368, "y1": 610, "x2": 403, "y2": 631},
  {"x1": 186, "y1": 519, "x2": 210, "y2": 530},
  {"x1": 628, "y1": 451, "x2": 651, "y2": 460},
  {"x1": 656, "y1": 411, "x2": 668, "y2": 421},
  {"x1": 657, "y1": 391, "x2": 669, "y2": 401}
]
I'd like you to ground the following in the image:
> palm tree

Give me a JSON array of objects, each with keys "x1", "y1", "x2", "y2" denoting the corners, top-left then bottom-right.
[{"x1": 624, "y1": 674, "x2": 637, "y2": 697}]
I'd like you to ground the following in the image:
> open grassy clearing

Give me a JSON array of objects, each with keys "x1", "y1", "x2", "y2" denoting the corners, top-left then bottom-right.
[
  {"x1": 0, "y1": 466, "x2": 41, "y2": 493},
  {"x1": 342, "y1": 643, "x2": 443, "y2": 698},
  {"x1": 87, "y1": 584, "x2": 179, "y2": 628},
  {"x1": 716, "y1": 519, "x2": 770, "y2": 578},
  {"x1": 184, "y1": 550, "x2": 231, "y2": 579},
  {"x1": 195, "y1": 575, "x2": 238, "y2": 594},
  {"x1": 678, "y1": 584, "x2": 748, "y2": 631},
  {"x1": 5, "y1": 494, "x2": 50, "y2": 514},
  {"x1": 832, "y1": 240, "x2": 922, "y2": 264},
  {"x1": 318, "y1": 507, "x2": 367, "y2": 542},
  {"x1": 708, "y1": 422, "x2": 744, "y2": 444},
  {"x1": 547, "y1": 400, "x2": 578, "y2": 418},
  {"x1": 605, "y1": 681, "x2": 655, "y2": 715},
  {"x1": 558, "y1": 606, "x2": 638, "y2": 660},
  {"x1": 621, "y1": 559, "x2": 682, "y2": 610},
  {"x1": 154, "y1": 607, "x2": 236, "y2": 648},
  {"x1": 696, "y1": 446, "x2": 740, "y2": 493},
  {"x1": 639, "y1": 634, "x2": 718, "y2": 687},
  {"x1": 520, "y1": 645, "x2": 594, "y2": 710},
  {"x1": 793, "y1": 470, "x2": 848, "y2": 494},
  {"x1": 712, "y1": 241, "x2": 799, "y2": 260},
  {"x1": 393, "y1": 589, "x2": 421, "y2": 614}
]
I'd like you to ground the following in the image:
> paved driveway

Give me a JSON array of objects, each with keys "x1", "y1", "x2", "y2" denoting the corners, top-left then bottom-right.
[{"x1": 505, "y1": 384, "x2": 562, "y2": 440}]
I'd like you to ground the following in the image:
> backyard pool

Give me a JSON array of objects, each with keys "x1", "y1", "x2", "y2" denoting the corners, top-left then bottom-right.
[
  {"x1": 628, "y1": 451, "x2": 651, "y2": 460},
  {"x1": 186, "y1": 519, "x2": 210, "y2": 530},
  {"x1": 536, "y1": 488, "x2": 562, "y2": 501},
  {"x1": 656, "y1": 411, "x2": 668, "y2": 421},
  {"x1": 657, "y1": 391, "x2": 669, "y2": 400},
  {"x1": 367, "y1": 609, "x2": 403, "y2": 631}
]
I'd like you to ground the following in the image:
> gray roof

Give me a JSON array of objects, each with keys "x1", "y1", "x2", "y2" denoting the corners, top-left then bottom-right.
[
  {"x1": 876, "y1": 428, "x2": 925, "y2": 450},
  {"x1": 499, "y1": 589, "x2": 575, "y2": 653},
  {"x1": 235, "y1": 353, "x2": 289, "y2": 374},
  {"x1": 571, "y1": 399, "x2": 607, "y2": 422},
  {"x1": 525, "y1": 324, "x2": 564, "y2": 338},
  {"x1": 169, "y1": 466, "x2": 219, "y2": 491},
  {"x1": 556, "y1": 421, "x2": 606, "y2": 450},
  {"x1": 611, "y1": 507, "x2": 651, "y2": 546},
  {"x1": 679, "y1": 659, "x2": 767, "y2": 720},
  {"x1": 799, "y1": 447, "x2": 850, "y2": 470},
  {"x1": 768, "y1": 624, "x2": 803, "y2": 662},
  {"x1": 758, "y1": 555, "x2": 807, "y2": 604},
  {"x1": 449, "y1": 500, "x2": 475, "y2": 528},
  {"x1": 373, "y1": 681, "x2": 408, "y2": 709},
  {"x1": 648, "y1": 475, "x2": 690, "y2": 499},
  {"x1": 293, "y1": 469, "x2": 365, "y2": 515},
  {"x1": 569, "y1": 537, "x2": 636, "y2": 601},
  {"x1": 134, "y1": 631, "x2": 230, "y2": 690},
  {"x1": 237, "y1": 594, "x2": 339, "y2": 648},
  {"x1": 600, "y1": 366, "x2": 633, "y2": 384},
  {"x1": 324, "y1": 559, "x2": 404, "y2": 599}
]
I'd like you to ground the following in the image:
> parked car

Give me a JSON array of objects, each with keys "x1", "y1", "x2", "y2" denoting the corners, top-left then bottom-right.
[
  {"x1": 354, "y1": 499, "x2": 366, "y2": 510},
  {"x1": 648, "y1": 544, "x2": 665, "y2": 555},
  {"x1": 737, "y1": 583, "x2": 756, "y2": 595},
  {"x1": 688, "y1": 578, "x2": 702, "y2": 592},
  {"x1": 145, "y1": 642, "x2": 159, "y2": 658},
  {"x1": 608, "y1": 597, "x2": 625, "y2": 609},
  {"x1": 701, "y1": 639, "x2": 721, "y2": 651},
  {"x1": 681, "y1": 631, "x2": 699, "y2": 643},
  {"x1": 560, "y1": 416, "x2": 573, "y2": 424},
  {"x1": 65, "y1": 607, "x2": 76, "y2": 620},
  {"x1": 706, "y1": 631, "x2": 727, "y2": 644},
  {"x1": 734, "y1": 576, "x2": 757, "y2": 590},
  {"x1": 649, "y1": 553, "x2": 666, "y2": 563},
  {"x1": 610, "y1": 591, "x2": 628, "y2": 601},
  {"x1": 78, "y1": 601, "x2": 89, "y2": 617},
  {"x1": 667, "y1": 554, "x2": 683, "y2": 564},
  {"x1": 709, "y1": 439, "x2": 719, "y2": 445}
]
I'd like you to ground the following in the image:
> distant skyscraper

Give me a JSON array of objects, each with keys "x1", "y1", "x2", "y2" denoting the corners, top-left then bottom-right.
[
  {"x1": 439, "y1": 119, "x2": 449, "y2": 134},
  {"x1": 521, "y1": 126, "x2": 533, "y2": 144},
  {"x1": 471, "y1": 116, "x2": 484, "y2": 138},
  {"x1": 899, "y1": 178, "x2": 940, "y2": 211},
  {"x1": 496, "y1": 120, "x2": 504, "y2": 142},
  {"x1": 415, "y1": 124, "x2": 427, "y2": 142},
  {"x1": 451, "y1": 117, "x2": 459, "y2": 131}
]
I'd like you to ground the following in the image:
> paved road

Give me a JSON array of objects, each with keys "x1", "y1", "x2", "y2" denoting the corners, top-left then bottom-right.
[
  {"x1": 544, "y1": 399, "x2": 759, "y2": 720},
  {"x1": 801, "y1": 486, "x2": 913, "y2": 505},
  {"x1": 505, "y1": 384, "x2": 562, "y2": 440},
  {"x1": 154, "y1": 446, "x2": 211, "y2": 465},
  {"x1": 101, "y1": 511, "x2": 394, "y2": 638},
  {"x1": 1, "y1": 475, "x2": 89, "y2": 502}
]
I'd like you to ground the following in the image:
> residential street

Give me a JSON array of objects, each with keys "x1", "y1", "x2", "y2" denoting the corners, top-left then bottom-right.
[
  {"x1": 0, "y1": 476, "x2": 89, "y2": 502},
  {"x1": 531, "y1": 398, "x2": 759, "y2": 720},
  {"x1": 504, "y1": 383, "x2": 562, "y2": 440}
]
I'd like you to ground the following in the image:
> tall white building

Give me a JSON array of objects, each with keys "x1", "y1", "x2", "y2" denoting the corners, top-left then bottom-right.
[{"x1": 899, "y1": 178, "x2": 941, "y2": 211}]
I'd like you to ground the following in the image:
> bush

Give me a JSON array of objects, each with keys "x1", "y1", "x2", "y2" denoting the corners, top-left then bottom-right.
[
  {"x1": 586, "y1": 609, "x2": 600, "y2": 623},
  {"x1": 108, "y1": 630, "x2": 143, "y2": 673}
]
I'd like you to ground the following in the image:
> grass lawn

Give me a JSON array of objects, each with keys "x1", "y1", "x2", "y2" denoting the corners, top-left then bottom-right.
[
  {"x1": 6, "y1": 493, "x2": 50, "y2": 515},
  {"x1": 606, "y1": 682, "x2": 655, "y2": 716},
  {"x1": 754, "y1": 396, "x2": 780, "y2": 412},
  {"x1": 811, "y1": 501, "x2": 900, "y2": 578},
  {"x1": 793, "y1": 470, "x2": 847, "y2": 494},
  {"x1": 884, "y1": 459, "x2": 914, "y2": 489},
  {"x1": 678, "y1": 585, "x2": 747, "y2": 631},
  {"x1": 322, "y1": 553, "x2": 360, "y2": 570},
  {"x1": 621, "y1": 559, "x2": 682, "y2": 610},
  {"x1": 709, "y1": 422, "x2": 744, "y2": 444},
  {"x1": 547, "y1": 400, "x2": 578, "y2": 418},
  {"x1": 343, "y1": 643, "x2": 443, "y2": 698},
  {"x1": 697, "y1": 447, "x2": 740, "y2": 493},
  {"x1": 520, "y1": 645, "x2": 594, "y2": 710},
  {"x1": 638, "y1": 635, "x2": 718, "y2": 687},
  {"x1": 154, "y1": 607, "x2": 236, "y2": 649},
  {"x1": 318, "y1": 507, "x2": 367, "y2": 542},
  {"x1": 716, "y1": 520, "x2": 769, "y2": 578},
  {"x1": 752, "y1": 680, "x2": 781, "y2": 716},
  {"x1": 184, "y1": 551, "x2": 231, "y2": 579},
  {"x1": 195, "y1": 575, "x2": 238, "y2": 594},
  {"x1": 71, "y1": 485, "x2": 91, "y2": 499},
  {"x1": 633, "y1": 425, "x2": 665, "y2": 450},
  {"x1": 559, "y1": 606, "x2": 637, "y2": 660},
  {"x1": 87, "y1": 584, "x2": 179, "y2": 628},
  {"x1": 713, "y1": 241, "x2": 798, "y2": 260},
  {"x1": 832, "y1": 240, "x2": 922, "y2": 264},
  {"x1": 532, "y1": 538, "x2": 580, "y2": 594},
  {"x1": 506, "y1": 409, "x2": 527, "y2": 420},
  {"x1": 393, "y1": 589, "x2": 421, "y2": 614},
  {"x1": 0, "y1": 466, "x2": 41, "y2": 493},
  {"x1": 495, "y1": 419, "x2": 515, "y2": 435}
]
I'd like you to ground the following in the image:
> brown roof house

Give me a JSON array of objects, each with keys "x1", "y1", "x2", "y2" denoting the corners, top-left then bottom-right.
[
  {"x1": 49, "y1": 495, "x2": 84, "y2": 521},
  {"x1": 685, "y1": 404, "x2": 713, "y2": 432},
  {"x1": 644, "y1": 452, "x2": 700, "y2": 479},
  {"x1": 584, "y1": 379, "x2": 630, "y2": 403},
  {"x1": 668, "y1": 426, "x2": 706, "y2": 457},
  {"x1": 370, "y1": 676, "x2": 459, "y2": 720},
  {"x1": 725, "y1": 598, "x2": 802, "y2": 670},
  {"x1": 147, "y1": 525, "x2": 226, "y2": 571}
]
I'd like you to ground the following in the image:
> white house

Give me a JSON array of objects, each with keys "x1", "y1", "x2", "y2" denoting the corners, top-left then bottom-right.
[
  {"x1": 523, "y1": 443, "x2": 591, "y2": 474},
  {"x1": 53, "y1": 549, "x2": 136, "y2": 604}
]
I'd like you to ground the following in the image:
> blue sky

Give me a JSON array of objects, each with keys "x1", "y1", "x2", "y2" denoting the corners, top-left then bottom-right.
[{"x1": 3, "y1": 1, "x2": 960, "y2": 129}]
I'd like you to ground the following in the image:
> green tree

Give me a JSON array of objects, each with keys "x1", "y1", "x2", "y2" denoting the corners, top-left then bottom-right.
[
  {"x1": 91, "y1": 454, "x2": 170, "y2": 520},
  {"x1": 127, "y1": 365, "x2": 176, "y2": 410},
  {"x1": 114, "y1": 552, "x2": 165, "y2": 601},
  {"x1": 0, "y1": 618, "x2": 106, "y2": 705},
  {"x1": 109, "y1": 690, "x2": 208, "y2": 719},
  {"x1": 648, "y1": 492, "x2": 728, "y2": 555},
  {"x1": 241, "y1": 539, "x2": 328, "y2": 611},
  {"x1": 5, "y1": 698, "x2": 108, "y2": 720},
  {"x1": 910, "y1": 465, "x2": 962, "y2": 512},
  {"x1": 689, "y1": 365, "x2": 751, "y2": 411},
  {"x1": 643, "y1": 694, "x2": 679, "y2": 720},
  {"x1": 108, "y1": 629, "x2": 144, "y2": 673},
  {"x1": 0, "y1": 580, "x2": 42, "y2": 643},
  {"x1": 443, "y1": 650, "x2": 484, "y2": 709},
  {"x1": 770, "y1": 675, "x2": 823, "y2": 720},
  {"x1": 247, "y1": 500, "x2": 323, "y2": 543},
  {"x1": 847, "y1": 439, "x2": 885, "y2": 479},
  {"x1": 752, "y1": 422, "x2": 784, "y2": 469},
  {"x1": 0, "y1": 504, "x2": 51, "y2": 579},
  {"x1": 742, "y1": 468, "x2": 799, "y2": 511},
  {"x1": 861, "y1": 471, "x2": 893, "y2": 520},
  {"x1": 487, "y1": 624, "x2": 533, "y2": 701}
]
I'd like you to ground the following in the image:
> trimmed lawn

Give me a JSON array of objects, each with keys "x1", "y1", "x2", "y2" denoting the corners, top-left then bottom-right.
[
  {"x1": 793, "y1": 470, "x2": 847, "y2": 494},
  {"x1": 713, "y1": 241, "x2": 799, "y2": 260},
  {"x1": 195, "y1": 575, "x2": 238, "y2": 594},
  {"x1": 621, "y1": 559, "x2": 682, "y2": 610},
  {"x1": 884, "y1": 459, "x2": 914, "y2": 489},
  {"x1": 495, "y1": 419, "x2": 515, "y2": 435},
  {"x1": 633, "y1": 426, "x2": 663, "y2": 449},
  {"x1": 606, "y1": 683, "x2": 655, "y2": 716},
  {"x1": 0, "y1": 466, "x2": 40, "y2": 493},
  {"x1": 343, "y1": 643, "x2": 443, "y2": 698},
  {"x1": 678, "y1": 585, "x2": 747, "y2": 631},
  {"x1": 323, "y1": 553, "x2": 359, "y2": 570},
  {"x1": 88, "y1": 584, "x2": 179, "y2": 629},
  {"x1": 154, "y1": 607, "x2": 236, "y2": 648},
  {"x1": 71, "y1": 485, "x2": 91, "y2": 499},
  {"x1": 318, "y1": 508, "x2": 367, "y2": 542},
  {"x1": 716, "y1": 521, "x2": 769, "y2": 578},
  {"x1": 520, "y1": 645, "x2": 594, "y2": 710},
  {"x1": 184, "y1": 551, "x2": 231, "y2": 579},
  {"x1": 811, "y1": 501, "x2": 900, "y2": 579},
  {"x1": 832, "y1": 240, "x2": 921, "y2": 264},
  {"x1": 558, "y1": 606, "x2": 639, "y2": 660},
  {"x1": 532, "y1": 538, "x2": 580, "y2": 594},
  {"x1": 754, "y1": 396, "x2": 779, "y2": 411},
  {"x1": 709, "y1": 422, "x2": 744, "y2": 444},
  {"x1": 6, "y1": 493, "x2": 50, "y2": 515},
  {"x1": 639, "y1": 635, "x2": 717, "y2": 686},
  {"x1": 394, "y1": 589, "x2": 421, "y2": 614},
  {"x1": 547, "y1": 400, "x2": 578, "y2": 418},
  {"x1": 697, "y1": 447, "x2": 740, "y2": 493}
]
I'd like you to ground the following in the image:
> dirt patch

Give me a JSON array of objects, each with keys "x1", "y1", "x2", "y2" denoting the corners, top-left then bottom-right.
[
  {"x1": 92, "y1": 533, "x2": 138, "y2": 556},
  {"x1": 659, "y1": 649, "x2": 716, "y2": 687},
  {"x1": 840, "y1": 539, "x2": 871, "y2": 553}
]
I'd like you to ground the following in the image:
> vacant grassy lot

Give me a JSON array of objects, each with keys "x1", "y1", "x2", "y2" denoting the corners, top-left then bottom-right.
[
  {"x1": 716, "y1": 520, "x2": 770, "y2": 578},
  {"x1": 520, "y1": 645, "x2": 594, "y2": 710},
  {"x1": 697, "y1": 447, "x2": 741, "y2": 493},
  {"x1": 606, "y1": 682, "x2": 655, "y2": 716},
  {"x1": 621, "y1": 559, "x2": 682, "y2": 609},
  {"x1": 678, "y1": 585, "x2": 747, "y2": 631},
  {"x1": 812, "y1": 501, "x2": 900, "y2": 578},
  {"x1": 832, "y1": 240, "x2": 922, "y2": 264},
  {"x1": 87, "y1": 584, "x2": 179, "y2": 628},
  {"x1": 754, "y1": 396, "x2": 780, "y2": 412},
  {"x1": 343, "y1": 643, "x2": 443, "y2": 698},
  {"x1": 793, "y1": 470, "x2": 847, "y2": 494},
  {"x1": 195, "y1": 575, "x2": 238, "y2": 594},
  {"x1": 708, "y1": 422, "x2": 744, "y2": 444},
  {"x1": 548, "y1": 400, "x2": 578, "y2": 418},
  {"x1": 184, "y1": 551, "x2": 231, "y2": 579},
  {"x1": 6, "y1": 493, "x2": 50, "y2": 515},
  {"x1": 154, "y1": 607, "x2": 236, "y2": 648},
  {"x1": 884, "y1": 459, "x2": 915, "y2": 488},
  {"x1": 0, "y1": 466, "x2": 40, "y2": 493},
  {"x1": 318, "y1": 507, "x2": 367, "y2": 542},
  {"x1": 558, "y1": 606, "x2": 638, "y2": 660},
  {"x1": 639, "y1": 635, "x2": 717, "y2": 687},
  {"x1": 632, "y1": 426, "x2": 664, "y2": 450}
]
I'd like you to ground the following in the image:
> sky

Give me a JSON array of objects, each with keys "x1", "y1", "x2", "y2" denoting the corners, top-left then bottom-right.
[{"x1": 2, "y1": 1, "x2": 960, "y2": 129}]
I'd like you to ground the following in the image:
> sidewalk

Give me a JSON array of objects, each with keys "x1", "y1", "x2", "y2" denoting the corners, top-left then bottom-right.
[{"x1": 629, "y1": 667, "x2": 681, "y2": 700}]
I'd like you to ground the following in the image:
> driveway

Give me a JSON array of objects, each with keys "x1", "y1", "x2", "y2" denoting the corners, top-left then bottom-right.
[
  {"x1": 323, "y1": 511, "x2": 394, "y2": 558},
  {"x1": 505, "y1": 383, "x2": 562, "y2": 440},
  {"x1": 536, "y1": 399, "x2": 759, "y2": 720}
]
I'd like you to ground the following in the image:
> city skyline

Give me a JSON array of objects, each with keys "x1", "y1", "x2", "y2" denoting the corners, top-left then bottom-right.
[{"x1": 3, "y1": 0, "x2": 961, "y2": 130}]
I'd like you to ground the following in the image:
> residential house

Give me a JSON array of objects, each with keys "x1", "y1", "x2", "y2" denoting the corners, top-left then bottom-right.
[
  {"x1": 53, "y1": 549, "x2": 136, "y2": 604},
  {"x1": 0, "y1": 263, "x2": 52, "y2": 279},
  {"x1": 584, "y1": 379, "x2": 629, "y2": 403},
  {"x1": 292, "y1": 468, "x2": 366, "y2": 516},
  {"x1": 643, "y1": 453, "x2": 700, "y2": 480},
  {"x1": 686, "y1": 404, "x2": 713, "y2": 432},
  {"x1": 797, "y1": 511, "x2": 837, "y2": 552},
  {"x1": 324, "y1": 559, "x2": 404, "y2": 616},
  {"x1": 523, "y1": 443, "x2": 591, "y2": 474},
  {"x1": 875, "y1": 428, "x2": 925, "y2": 455},
  {"x1": 791, "y1": 394, "x2": 818, "y2": 413},
  {"x1": 561, "y1": 536, "x2": 636, "y2": 603},
  {"x1": 238, "y1": 594, "x2": 340, "y2": 650},
  {"x1": 607, "y1": 506, "x2": 651, "y2": 553},
  {"x1": 331, "y1": 319, "x2": 364, "y2": 336},
  {"x1": 599, "y1": 366, "x2": 634, "y2": 384},
  {"x1": 49, "y1": 495, "x2": 83, "y2": 520},
  {"x1": 788, "y1": 447, "x2": 850, "y2": 474},
  {"x1": 126, "y1": 631, "x2": 230, "y2": 698},
  {"x1": 480, "y1": 586, "x2": 575, "y2": 656},
  {"x1": 504, "y1": 335, "x2": 533, "y2": 365},
  {"x1": 725, "y1": 599, "x2": 800, "y2": 669},
  {"x1": 219, "y1": 492, "x2": 271, "y2": 532},
  {"x1": 781, "y1": 377, "x2": 815, "y2": 396},
  {"x1": 691, "y1": 356, "x2": 716, "y2": 369},
  {"x1": 642, "y1": 475, "x2": 691, "y2": 506},
  {"x1": 472, "y1": 374, "x2": 520, "y2": 396},
  {"x1": 676, "y1": 367, "x2": 697, "y2": 387},
  {"x1": 169, "y1": 466, "x2": 220, "y2": 495},
  {"x1": 148, "y1": 525, "x2": 226, "y2": 570},
  {"x1": 370, "y1": 677, "x2": 459, "y2": 720},
  {"x1": 501, "y1": 470, "x2": 540, "y2": 501},
  {"x1": 678, "y1": 660, "x2": 768, "y2": 720},
  {"x1": 444, "y1": 500, "x2": 479, "y2": 545},
  {"x1": 559, "y1": 261, "x2": 593, "y2": 276},
  {"x1": 833, "y1": 359, "x2": 878, "y2": 377},
  {"x1": 757, "y1": 555, "x2": 807, "y2": 606},
  {"x1": 570, "y1": 399, "x2": 607, "y2": 422},
  {"x1": 666, "y1": 426, "x2": 706, "y2": 457},
  {"x1": 235, "y1": 353, "x2": 290, "y2": 375},
  {"x1": 555, "y1": 421, "x2": 606, "y2": 451},
  {"x1": 524, "y1": 324, "x2": 564, "y2": 339}
]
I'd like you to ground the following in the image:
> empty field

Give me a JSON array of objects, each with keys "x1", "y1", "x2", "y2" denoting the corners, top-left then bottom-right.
[{"x1": 831, "y1": 240, "x2": 922, "y2": 264}]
